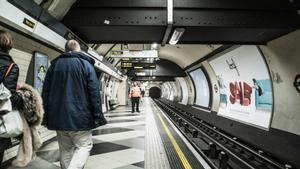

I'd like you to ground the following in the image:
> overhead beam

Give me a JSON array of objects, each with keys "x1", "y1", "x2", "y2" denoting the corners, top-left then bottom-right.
[
  {"x1": 104, "y1": 44, "x2": 117, "y2": 58},
  {"x1": 63, "y1": 0, "x2": 300, "y2": 44},
  {"x1": 161, "y1": 0, "x2": 173, "y2": 46},
  {"x1": 73, "y1": 0, "x2": 166, "y2": 8}
]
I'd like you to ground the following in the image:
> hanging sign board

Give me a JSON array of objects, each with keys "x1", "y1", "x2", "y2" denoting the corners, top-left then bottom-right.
[
  {"x1": 111, "y1": 50, "x2": 158, "y2": 58},
  {"x1": 121, "y1": 62, "x2": 156, "y2": 69}
]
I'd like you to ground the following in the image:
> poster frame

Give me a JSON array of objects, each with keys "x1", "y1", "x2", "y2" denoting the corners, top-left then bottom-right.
[
  {"x1": 208, "y1": 45, "x2": 274, "y2": 130},
  {"x1": 187, "y1": 66, "x2": 213, "y2": 110},
  {"x1": 33, "y1": 51, "x2": 48, "y2": 94}
]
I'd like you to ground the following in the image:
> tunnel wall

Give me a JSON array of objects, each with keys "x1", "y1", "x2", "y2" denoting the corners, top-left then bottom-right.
[
  {"x1": 149, "y1": 87, "x2": 162, "y2": 98},
  {"x1": 177, "y1": 42, "x2": 300, "y2": 135},
  {"x1": 159, "y1": 32, "x2": 300, "y2": 167},
  {"x1": 260, "y1": 30, "x2": 300, "y2": 135},
  {"x1": 185, "y1": 75, "x2": 195, "y2": 105},
  {"x1": 175, "y1": 77, "x2": 189, "y2": 105},
  {"x1": 162, "y1": 81, "x2": 181, "y2": 101},
  {"x1": 202, "y1": 61, "x2": 221, "y2": 112}
]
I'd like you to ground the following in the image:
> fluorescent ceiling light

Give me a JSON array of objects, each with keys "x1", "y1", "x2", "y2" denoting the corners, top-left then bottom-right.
[
  {"x1": 136, "y1": 72, "x2": 146, "y2": 76},
  {"x1": 151, "y1": 43, "x2": 158, "y2": 50},
  {"x1": 169, "y1": 28, "x2": 185, "y2": 45}
]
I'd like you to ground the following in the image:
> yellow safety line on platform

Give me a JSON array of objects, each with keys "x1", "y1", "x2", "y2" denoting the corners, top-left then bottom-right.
[{"x1": 157, "y1": 113, "x2": 193, "y2": 169}]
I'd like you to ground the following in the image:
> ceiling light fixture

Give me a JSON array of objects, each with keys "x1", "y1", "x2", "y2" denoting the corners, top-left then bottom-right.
[
  {"x1": 151, "y1": 43, "x2": 158, "y2": 50},
  {"x1": 169, "y1": 28, "x2": 185, "y2": 45}
]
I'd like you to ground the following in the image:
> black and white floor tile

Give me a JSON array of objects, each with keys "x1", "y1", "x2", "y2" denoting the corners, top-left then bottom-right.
[
  {"x1": 7, "y1": 98, "x2": 175, "y2": 169},
  {"x1": 7, "y1": 104, "x2": 146, "y2": 169}
]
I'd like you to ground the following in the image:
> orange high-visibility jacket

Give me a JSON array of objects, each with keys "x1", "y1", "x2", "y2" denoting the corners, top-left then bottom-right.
[{"x1": 130, "y1": 86, "x2": 141, "y2": 97}]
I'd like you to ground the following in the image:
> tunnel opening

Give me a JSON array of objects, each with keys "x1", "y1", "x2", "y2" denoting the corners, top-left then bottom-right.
[{"x1": 149, "y1": 87, "x2": 161, "y2": 99}]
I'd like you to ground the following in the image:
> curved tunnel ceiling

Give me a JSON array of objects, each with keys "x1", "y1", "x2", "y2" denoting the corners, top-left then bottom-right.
[
  {"x1": 127, "y1": 58, "x2": 186, "y2": 81},
  {"x1": 158, "y1": 44, "x2": 221, "y2": 68},
  {"x1": 92, "y1": 44, "x2": 221, "y2": 69}
]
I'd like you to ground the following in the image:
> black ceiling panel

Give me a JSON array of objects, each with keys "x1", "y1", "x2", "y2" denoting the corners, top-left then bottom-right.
[
  {"x1": 63, "y1": 8, "x2": 166, "y2": 26},
  {"x1": 175, "y1": 27, "x2": 291, "y2": 44},
  {"x1": 73, "y1": 0, "x2": 166, "y2": 8},
  {"x1": 173, "y1": 0, "x2": 292, "y2": 10},
  {"x1": 62, "y1": 0, "x2": 300, "y2": 44},
  {"x1": 63, "y1": 4, "x2": 167, "y2": 43},
  {"x1": 173, "y1": 10, "x2": 300, "y2": 28},
  {"x1": 71, "y1": 26, "x2": 165, "y2": 43}
]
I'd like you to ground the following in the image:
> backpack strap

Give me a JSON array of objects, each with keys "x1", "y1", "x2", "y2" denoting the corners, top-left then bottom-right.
[
  {"x1": 0, "y1": 63, "x2": 14, "y2": 83},
  {"x1": 5, "y1": 63, "x2": 14, "y2": 78}
]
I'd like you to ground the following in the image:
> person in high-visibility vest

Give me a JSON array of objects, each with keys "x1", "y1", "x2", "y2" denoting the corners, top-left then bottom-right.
[{"x1": 129, "y1": 82, "x2": 141, "y2": 113}]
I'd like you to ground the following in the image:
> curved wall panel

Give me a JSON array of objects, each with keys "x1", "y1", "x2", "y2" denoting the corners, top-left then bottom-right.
[
  {"x1": 176, "y1": 77, "x2": 189, "y2": 105},
  {"x1": 260, "y1": 29, "x2": 300, "y2": 135},
  {"x1": 189, "y1": 67, "x2": 211, "y2": 109}
]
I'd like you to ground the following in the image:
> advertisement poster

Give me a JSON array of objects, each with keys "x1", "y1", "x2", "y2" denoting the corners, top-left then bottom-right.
[
  {"x1": 209, "y1": 46, "x2": 273, "y2": 129},
  {"x1": 189, "y1": 68, "x2": 210, "y2": 108},
  {"x1": 34, "y1": 52, "x2": 48, "y2": 94}
]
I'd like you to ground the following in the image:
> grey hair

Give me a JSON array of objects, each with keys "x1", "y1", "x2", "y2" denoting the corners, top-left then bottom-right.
[{"x1": 65, "y1": 39, "x2": 81, "y2": 52}]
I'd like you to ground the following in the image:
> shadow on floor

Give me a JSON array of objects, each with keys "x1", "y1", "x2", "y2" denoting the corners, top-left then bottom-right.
[{"x1": 7, "y1": 157, "x2": 59, "y2": 169}]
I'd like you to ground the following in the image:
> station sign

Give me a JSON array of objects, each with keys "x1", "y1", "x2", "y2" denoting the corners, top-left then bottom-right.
[
  {"x1": 23, "y1": 18, "x2": 35, "y2": 29},
  {"x1": 111, "y1": 50, "x2": 158, "y2": 58},
  {"x1": 121, "y1": 62, "x2": 156, "y2": 69}
]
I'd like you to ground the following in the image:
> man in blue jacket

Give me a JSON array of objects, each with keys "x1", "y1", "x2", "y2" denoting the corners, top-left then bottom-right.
[{"x1": 42, "y1": 40, "x2": 106, "y2": 169}]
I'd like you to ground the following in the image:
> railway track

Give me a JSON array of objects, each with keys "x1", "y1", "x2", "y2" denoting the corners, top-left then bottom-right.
[{"x1": 154, "y1": 99, "x2": 293, "y2": 169}]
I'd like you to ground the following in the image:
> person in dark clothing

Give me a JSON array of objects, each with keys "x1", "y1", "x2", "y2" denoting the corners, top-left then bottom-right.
[
  {"x1": 42, "y1": 40, "x2": 106, "y2": 169},
  {"x1": 252, "y1": 78, "x2": 263, "y2": 96},
  {"x1": 0, "y1": 30, "x2": 22, "y2": 168},
  {"x1": 141, "y1": 89, "x2": 145, "y2": 97}
]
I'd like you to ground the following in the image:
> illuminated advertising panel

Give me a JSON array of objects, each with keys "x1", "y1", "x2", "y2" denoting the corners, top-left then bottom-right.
[
  {"x1": 189, "y1": 68, "x2": 211, "y2": 108},
  {"x1": 209, "y1": 46, "x2": 273, "y2": 129}
]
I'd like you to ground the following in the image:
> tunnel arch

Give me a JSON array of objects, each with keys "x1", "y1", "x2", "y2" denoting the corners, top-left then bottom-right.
[{"x1": 149, "y1": 87, "x2": 161, "y2": 99}]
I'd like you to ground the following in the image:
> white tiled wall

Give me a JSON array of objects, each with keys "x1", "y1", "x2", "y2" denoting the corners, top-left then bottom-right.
[{"x1": 9, "y1": 49, "x2": 32, "y2": 83}]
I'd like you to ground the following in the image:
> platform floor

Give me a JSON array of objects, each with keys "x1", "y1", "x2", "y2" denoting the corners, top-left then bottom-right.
[{"x1": 7, "y1": 98, "x2": 207, "y2": 169}]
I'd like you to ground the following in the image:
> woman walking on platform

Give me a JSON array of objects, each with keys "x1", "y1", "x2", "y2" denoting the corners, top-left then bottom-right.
[{"x1": 0, "y1": 30, "x2": 22, "y2": 168}]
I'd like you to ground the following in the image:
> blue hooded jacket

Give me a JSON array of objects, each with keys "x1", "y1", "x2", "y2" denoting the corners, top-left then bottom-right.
[{"x1": 42, "y1": 51, "x2": 106, "y2": 130}]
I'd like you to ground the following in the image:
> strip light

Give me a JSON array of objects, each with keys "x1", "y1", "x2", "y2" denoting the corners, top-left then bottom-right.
[{"x1": 169, "y1": 28, "x2": 185, "y2": 45}]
